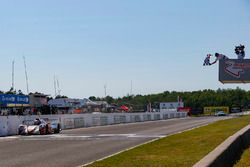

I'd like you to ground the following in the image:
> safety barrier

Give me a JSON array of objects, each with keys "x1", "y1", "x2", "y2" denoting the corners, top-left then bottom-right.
[
  {"x1": 0, "y1": 111, "x2": 187, "y2": 137},
  {"x1": 193, "y1": 124, "x2": 250, "y2": 167}
]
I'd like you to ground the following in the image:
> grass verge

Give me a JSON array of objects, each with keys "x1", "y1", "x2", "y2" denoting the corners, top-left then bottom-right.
[
  {"x1": 234, "y1": 147, "x2": 250, "y2": 167},
  {"x1": 86, "y1": 115, "x2": 250, "y2": 167}
]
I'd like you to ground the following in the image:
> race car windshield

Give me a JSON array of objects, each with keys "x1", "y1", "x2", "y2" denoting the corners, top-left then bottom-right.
[{"x1": 34, "y1": 119, "x2": 41, "y2": 125}]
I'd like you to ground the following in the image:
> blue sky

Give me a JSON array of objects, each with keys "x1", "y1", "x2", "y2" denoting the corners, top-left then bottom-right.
[{"x1": 0, "y1": 0, "x2": 250, "y2": 98}]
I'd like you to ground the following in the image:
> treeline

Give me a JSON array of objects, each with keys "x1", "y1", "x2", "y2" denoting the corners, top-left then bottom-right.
[
  {"x1": 90, "y1": 87, "x2": 250, "y2": 110},
  {"x1": 0, "y1": 87, "x2": 25, "y2": 95}
]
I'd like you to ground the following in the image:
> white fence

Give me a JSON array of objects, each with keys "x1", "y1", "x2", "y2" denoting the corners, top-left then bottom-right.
[{"x1": 0, "y1": 111, "x2": 187, "y2": 137}]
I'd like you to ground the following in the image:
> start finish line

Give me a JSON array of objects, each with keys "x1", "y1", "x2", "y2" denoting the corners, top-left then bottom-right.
[{"x1": 219, "y1": 59, "x2": 250, "y2": 83}]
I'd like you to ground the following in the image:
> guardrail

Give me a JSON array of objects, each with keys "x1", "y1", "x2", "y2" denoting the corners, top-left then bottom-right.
[{"x1": 0, "y1": 111, "x2": 187, "y2": 137}]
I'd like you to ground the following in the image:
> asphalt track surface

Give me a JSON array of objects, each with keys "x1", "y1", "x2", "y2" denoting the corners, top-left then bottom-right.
[{"x1": 0, "y1": 116, "x2": 231, "y2": 167}]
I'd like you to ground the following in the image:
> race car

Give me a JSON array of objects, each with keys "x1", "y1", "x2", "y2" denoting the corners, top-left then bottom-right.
[{"x1": 18, "y1": 118, "x2": 61, "y2": 135}]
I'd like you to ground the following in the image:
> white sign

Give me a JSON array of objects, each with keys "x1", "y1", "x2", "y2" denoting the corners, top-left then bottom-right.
[{"x1": 160, "y1": 102, "x2": 184, "y2": 109}]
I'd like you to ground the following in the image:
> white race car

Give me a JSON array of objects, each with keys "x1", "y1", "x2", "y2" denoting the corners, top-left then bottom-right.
[{"x1": 18, "y1": 118, "x2": 61, "y2": 135}]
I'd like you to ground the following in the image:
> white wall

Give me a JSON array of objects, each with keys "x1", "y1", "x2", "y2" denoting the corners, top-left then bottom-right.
[{"x1": 0, "y1": 111, "x2": 187, "y2": 137}]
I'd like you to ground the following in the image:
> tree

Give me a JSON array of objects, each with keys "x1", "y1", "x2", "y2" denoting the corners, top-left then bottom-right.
[
  {"x1": 18, "y1": 90, "x2": 24, "y2": 95},
  {"x1": 55, "y1": 95, "x2": 68, "y2": 99},
  {"x1": 105, "y1": 96, "x2": 114, "y2": 104},
  {"x1": 5, "y1": 87, "x2": 16, "y2": 94},
  {"x1": 89, "y1": 96, "x2": 96, "y2": 101}
]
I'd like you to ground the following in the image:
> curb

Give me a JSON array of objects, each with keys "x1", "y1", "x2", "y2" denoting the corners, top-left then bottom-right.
[{"x1": 193, "y1": 124, "x2": 250, "y2": 167}]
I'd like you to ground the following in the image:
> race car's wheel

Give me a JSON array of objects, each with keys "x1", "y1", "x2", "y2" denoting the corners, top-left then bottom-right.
[
  {"x1": 46, "y1": 124, "x2": 49, "y2": 134},
  {"x1": 40, "y1": 126, "x2": 46, "y2": 135},
  {"x1": 54, "y1": 124, "x2": 61, "y2": 134},
  {"x1": 18, "y1": 126, "x2": 27, "y2": 135},
  {"x1": 18, "y1": 128, "x2": 22, "y2": 135}
]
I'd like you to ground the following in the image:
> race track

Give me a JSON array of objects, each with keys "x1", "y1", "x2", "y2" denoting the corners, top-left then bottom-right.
[{"x1": 0, "y1": 116, "x2": 230, "y2": 167}]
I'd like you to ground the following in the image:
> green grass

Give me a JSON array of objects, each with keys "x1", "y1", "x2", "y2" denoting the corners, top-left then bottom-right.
[
  {"x1": 234, "y1": 147, "x2": 250, "y2": 167},
  {"x1": 86, "y1": 115, "x2": 250, "y2": 167}
]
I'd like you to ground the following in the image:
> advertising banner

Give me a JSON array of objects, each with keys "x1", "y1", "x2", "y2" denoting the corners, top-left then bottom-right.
[
  {"x1": 219, "y1": 59, "x2": 250, "y2": 83},
  {"x1": 0, "y1": 94, "x2": 29, "y2": 106}
]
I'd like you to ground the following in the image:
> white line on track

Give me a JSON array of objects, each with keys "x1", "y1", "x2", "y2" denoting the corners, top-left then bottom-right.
[
  {"x1": 0, "y1": 136, "x2": 19, "y2": 142},
  {"x1": 18, "y1": 134, "x2": 166, "y2": 141}
]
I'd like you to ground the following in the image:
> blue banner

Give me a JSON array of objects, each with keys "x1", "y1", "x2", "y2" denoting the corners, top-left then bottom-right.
[{"x1": 0, "y1": 94, "x2": 29, "y2": 106}]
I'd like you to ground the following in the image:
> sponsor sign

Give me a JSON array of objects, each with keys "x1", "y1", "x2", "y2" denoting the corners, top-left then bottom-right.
[
  {"x1": 0, "y1": 94, "x2": 29, "y2": 106},
  {"x1": 219, "y1": 59, "x2": 250, "y2": 83},
  {"x1": 203, "y1": 106, "x2": 229, "y2": 115}
]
